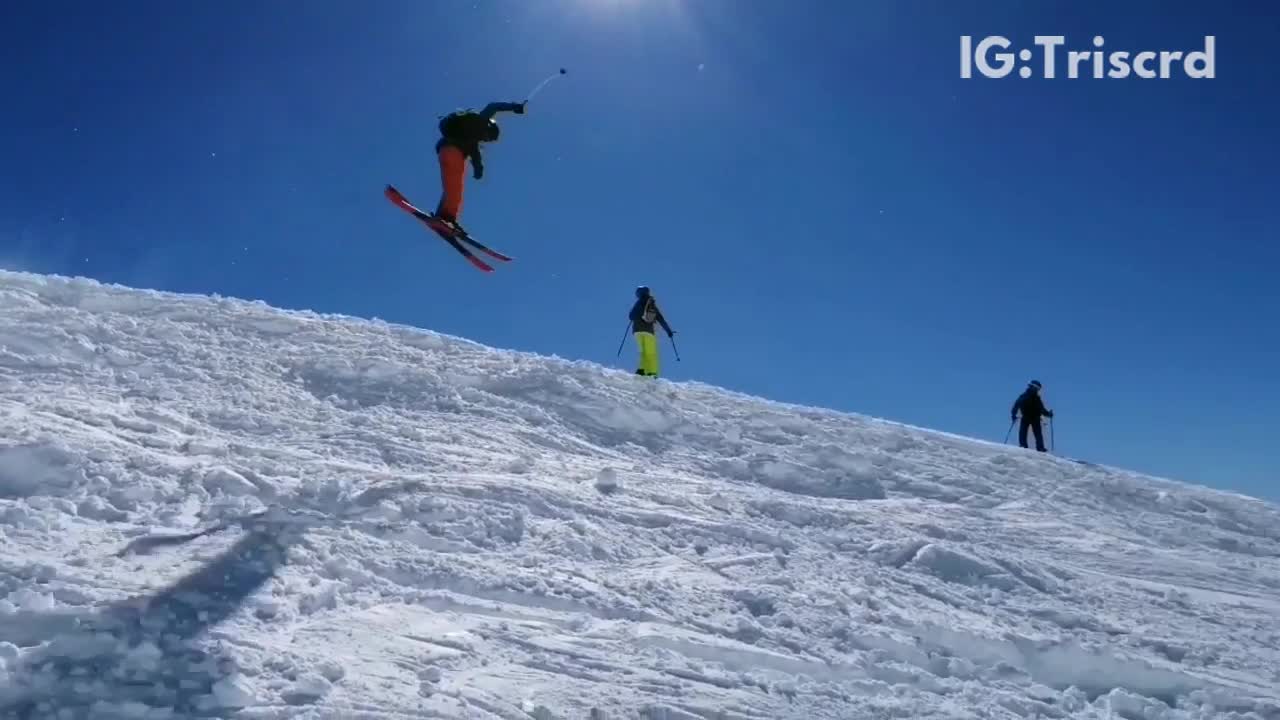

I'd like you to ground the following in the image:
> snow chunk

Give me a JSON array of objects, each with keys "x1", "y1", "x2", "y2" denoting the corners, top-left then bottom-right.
[
  {"x1": 201, "y1": 466, "x2": 258, "y2": 496},
  {"x1": 9, "y1": 588, "x2": 55, "y2": 612},
  {"x1": 595, "y1": 467, "x2": 621, "y2": 494},
  {"x1": 77, "y1": 495, "x2": 129, "y2": 522},
  {"x1": 706, "y1": 492, "x2": 732, "y2": 512},
  {"x1": 909, "y1": 543, "x2": 1011, "y2": 587},
  {"x1": 870, "y1": 538, "x2": 929, "y2": 567},
  {"x1": 316, "y1": 659, "x2": 346, "y2": 683},
  {"x1": 745, "y1": 454, "x2": 886, "y2": 500},
  {"x1": 0, "y1": 442, "x2": 81, "y2": 498},
  {"x1": 506, "y1": 454, "x2": 535, "y2": 474},
  {"x1": 210, "y1": 674, "x2": 256, "y2": 709},
  {"x1": 282, "y1": 673, "x2": 332, "y2": 705}
]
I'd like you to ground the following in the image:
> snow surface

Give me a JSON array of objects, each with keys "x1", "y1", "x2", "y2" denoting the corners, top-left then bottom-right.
[{"x1": 0, "y1": 268, "x2": 1278, "y2": 720}]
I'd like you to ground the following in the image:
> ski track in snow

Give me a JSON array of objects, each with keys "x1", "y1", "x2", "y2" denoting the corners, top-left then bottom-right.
[{"x1": 0, "y1": 269, "x2": 1278, "y2": 719}]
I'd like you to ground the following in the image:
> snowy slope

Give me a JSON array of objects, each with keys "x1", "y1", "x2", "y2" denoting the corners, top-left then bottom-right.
[{"x1": 0, "y1": 269, "x2": 1277, "y2": 720}]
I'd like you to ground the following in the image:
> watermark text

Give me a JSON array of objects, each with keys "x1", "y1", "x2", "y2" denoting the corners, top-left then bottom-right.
[{"x1": 960, "y1": 35, "x2": 1215, "y2": 79}]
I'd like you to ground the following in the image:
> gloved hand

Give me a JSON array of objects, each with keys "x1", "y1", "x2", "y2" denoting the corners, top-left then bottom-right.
[
  {"x1": 473, "y1": 163, "x2": 484, "y2": 180},
  {"x1": 1010, "y1": 413, "x2": 1018, "y2": 423},
  {"x1": 1045, "y1": 410, "x2": 1054, "y2": 418},
  {"x1": 668, "y1": 329, "x2": 676, "y2": 337},
  {"x1": 514, "y1": 101, "x2": 527, "y2": 114}
]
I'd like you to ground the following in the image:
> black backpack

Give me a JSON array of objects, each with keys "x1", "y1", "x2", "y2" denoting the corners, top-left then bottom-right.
[
  {"x1": 641, "y1": 297, "x2": 658, "y2": 324},
  {"x1": 438, "y1": 110, "x2": 486, "y2": 141}
]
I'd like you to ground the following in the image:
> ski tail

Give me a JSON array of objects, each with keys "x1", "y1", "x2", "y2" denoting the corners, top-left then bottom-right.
[
  {"x1": 456, "y1": 233, "x2": 512, "y2": 262},
  {"x1": 455, "y1": 243, "x2": 496, "y2": 272}
]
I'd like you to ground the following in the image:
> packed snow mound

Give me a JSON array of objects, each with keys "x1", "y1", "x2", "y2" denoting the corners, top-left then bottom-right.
[{"x1": 0, "y1": 270, "x2": 1278, "y2": 720}]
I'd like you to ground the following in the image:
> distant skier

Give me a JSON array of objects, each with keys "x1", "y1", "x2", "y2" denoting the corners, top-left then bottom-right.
[
  {"x1": 1011, "y1": 380, "x2": 1054, "y2": 452},
  {"x1": 629, "y1": 286, "x2": 675, "y2": 377},
  {"x1": 431, "y1": 100, "x2": 527, "y2": 232}
]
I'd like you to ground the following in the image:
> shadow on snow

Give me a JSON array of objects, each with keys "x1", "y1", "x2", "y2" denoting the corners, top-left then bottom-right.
[{"x1": 0, "y1": 517, "x2": 302, "y2": 718}]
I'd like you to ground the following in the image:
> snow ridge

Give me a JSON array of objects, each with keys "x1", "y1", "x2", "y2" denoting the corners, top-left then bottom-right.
[{"x1": 0, "y1": 270, "x2": 1278, "y2": 719}]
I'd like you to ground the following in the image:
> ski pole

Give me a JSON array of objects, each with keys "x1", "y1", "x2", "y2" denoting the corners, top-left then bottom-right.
[
  {"x1": 616, "y1": 321, "x2": 632, "y2": 357},
  {"x1": 1003, "y1": 418, "x2": 1015, "y2": 444},
  {"x1": 525, "y1": 68, "x2": 567, "y2": 102},
  {"x1": 668, "y1": 333, "x2": 681, "y2": 362},
  {"x1": 1050, "y1": 416, "x2": 1056, "y2": 453}
]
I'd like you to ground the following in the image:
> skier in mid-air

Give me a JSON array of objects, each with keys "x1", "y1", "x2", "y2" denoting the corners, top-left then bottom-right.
[
  {"x1": 628, "y1": 286, "x2": 675, "y2": 377},
  {"x1": 384, "y1": 71, "x2": 567, "y2": 271},
  {"x1": 431, "y1": 100, "x2": 528, "y2": 233},
  {"x1": 1011, "y1": 380, "x2": 1054, "y2": 452}
]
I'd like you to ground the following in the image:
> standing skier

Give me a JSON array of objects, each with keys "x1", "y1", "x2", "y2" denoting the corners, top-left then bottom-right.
[
  {"x1": 1011, "y1": 380, "x2": 1054, "y2": 452},
  {"x1": 432, "y1": 100, "x2": 527, "y2": 232},
  {"x1": 629, "y1": 286, "x2": 675, "y2": 377}
]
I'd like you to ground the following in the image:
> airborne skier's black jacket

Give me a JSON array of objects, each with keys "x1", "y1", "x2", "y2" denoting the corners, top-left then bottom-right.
[
  {"x1": 629, "y1": 296, "x2": 672, "y2": 336},
  {"x1": 1011, "y1": 388, "x2": 1052, "y2": 421},
  {"x1": 436, "y1": 101, "x2": 524, "y2": 178}
]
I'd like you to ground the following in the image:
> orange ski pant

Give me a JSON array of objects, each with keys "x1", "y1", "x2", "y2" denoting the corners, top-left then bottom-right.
[{"x1": 436, "y1": 145, "x2": 467, "y2": 220}]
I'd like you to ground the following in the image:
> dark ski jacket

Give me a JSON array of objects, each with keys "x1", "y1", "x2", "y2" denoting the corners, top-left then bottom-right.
[
  {"x1": 630, "y1": 295, "x2": 673, "y2": 336},
  {"x1": 436, "y1": 101, "x2": 524, "y2": 179},
  {"x1": 1012, "y1": 388, "x2": 1053, "y2": 422}
]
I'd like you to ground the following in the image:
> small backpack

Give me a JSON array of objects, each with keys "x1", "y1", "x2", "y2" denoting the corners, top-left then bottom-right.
[
  {"x1": 438, "y1": 110, "x2": 485, "y2": 141},
  {"x1": 642, "y1": 298, "x2": 658, "y2": 323}
]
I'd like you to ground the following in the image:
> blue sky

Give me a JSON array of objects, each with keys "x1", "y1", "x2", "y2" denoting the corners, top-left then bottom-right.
[{"x1": 2, "y1": 1, "x2": 1276, "y2": 499}]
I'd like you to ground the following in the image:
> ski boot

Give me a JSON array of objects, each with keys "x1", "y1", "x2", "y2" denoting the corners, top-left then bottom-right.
[{"x1": 426, "y1": 208, "x2": 466, "y2": 237}]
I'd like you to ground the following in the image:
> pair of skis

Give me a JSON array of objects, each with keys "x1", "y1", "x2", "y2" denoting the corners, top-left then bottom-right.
[{"x1": 384, "y1": 184, "x2": 513, "y2": 273}]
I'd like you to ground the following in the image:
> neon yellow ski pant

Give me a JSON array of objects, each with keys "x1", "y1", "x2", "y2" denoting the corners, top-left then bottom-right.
[{"x1": 635, "y1": 331, "x2": 660, "y2": 376}]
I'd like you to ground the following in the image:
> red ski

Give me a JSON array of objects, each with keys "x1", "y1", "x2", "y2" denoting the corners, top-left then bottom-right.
[{"x1": 383, "y1": 184, "x2": 513, "y2": 272}]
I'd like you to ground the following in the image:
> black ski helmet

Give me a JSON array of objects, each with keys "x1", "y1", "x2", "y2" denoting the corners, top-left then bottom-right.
[
  {"x1": 1029, "y1": 380, "x2": 1042, "y2": 390},
  {"x1": 484, "y1": 117, "x2": 500, "y2": 142},
  {"x1": 635, "y1": 285, "x2": 650, "y2": 299}
]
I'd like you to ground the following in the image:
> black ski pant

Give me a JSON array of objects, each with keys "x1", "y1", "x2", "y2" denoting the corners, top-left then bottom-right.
[{"x1": 1019, "y1": 417, "x2": 1047, "y2": 452}]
